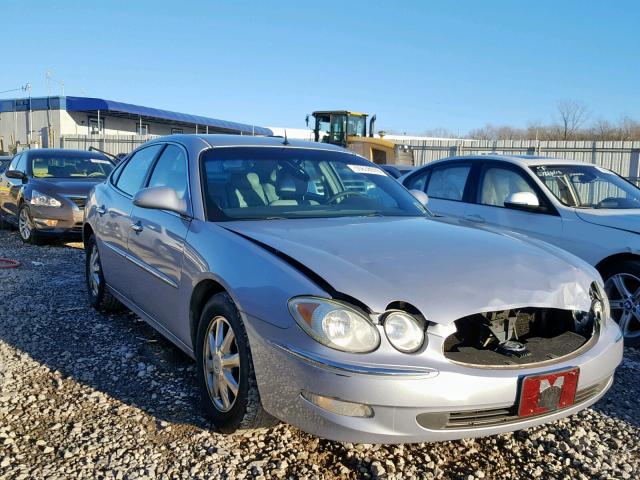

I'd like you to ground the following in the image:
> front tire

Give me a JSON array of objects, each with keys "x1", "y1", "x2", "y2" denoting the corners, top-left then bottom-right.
[
  {"x1": 601, "y1": 260, "x2": 640, "y2": 347},
  {"x1": 18, "y1": 204, "x2": 42, "y2": 245},
  {"x1": 196, "y1": 293, "x2": 278, "y2": 433},
  {"x1": 85, "y1": 234, "x2": 122, "y2": 312}
]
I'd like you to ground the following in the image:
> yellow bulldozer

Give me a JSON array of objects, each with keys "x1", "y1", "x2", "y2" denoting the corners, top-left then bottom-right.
[{"x1": 308, "y1": 110, "x2": 413, "y2": 166}]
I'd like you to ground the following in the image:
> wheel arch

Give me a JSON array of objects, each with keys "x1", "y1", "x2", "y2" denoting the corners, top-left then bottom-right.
[
  {"x1": 83, "y1": 223, "x2": 94, "y2": 245},
  {"x1": 595, "y1": 252, "x2": 640, "y2": 277},
  {"x1": 189, "y1": 278, "x2": 228, "y2": 349}
]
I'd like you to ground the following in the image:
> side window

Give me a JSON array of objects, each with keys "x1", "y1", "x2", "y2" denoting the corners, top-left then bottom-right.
[
  {"x1": 8, "y1": 154, "x2": 21, "y2": 172},
  {"x1": 147, "y1": 145, "x2": 188, "y2": 200},
  {"x1": 480, "y1": 167, "x2": 537, "y2": 207},
  {"x1": 115, "y1": 145, "x2": 163, "y2": 196},
  {"x1": 426, "y1": 165, "x2": 471, "y2": 201},
  {"x1": 404, "y1": 170, "x2": 429, "y2": 192},
  {"x1": 16, "y1": 155, "x2": 28, "y2": 173}
]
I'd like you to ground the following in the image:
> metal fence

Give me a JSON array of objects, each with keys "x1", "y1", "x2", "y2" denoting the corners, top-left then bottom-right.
[
  {"x1": 60, "y1": 134, "x2": 640, "y2": 184},
  {"x1": 398, "y1": 139, "x2": 640, "y2": 181},
  {"x1": 60, "y1": 134, "x2": 158, "y2": 155}
]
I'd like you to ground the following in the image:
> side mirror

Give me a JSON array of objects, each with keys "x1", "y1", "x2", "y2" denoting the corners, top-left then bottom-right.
[
  {"x1": 504, "y1": 191, "x2": 540, "y2": 211},
  {"x1": 410, "y1": 189, "x2": 429, "y2": 207},
  {"x1": 133, "y1": 186, "x2": 188, "y2": 216},
  {"x1": 6, "y1": 170, "x2": 26, "y2": 181}
]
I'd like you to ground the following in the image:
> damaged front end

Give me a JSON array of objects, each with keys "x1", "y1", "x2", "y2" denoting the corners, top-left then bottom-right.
[{"x1": 443, "y1": 283, "x2": 607, "y2": 367}]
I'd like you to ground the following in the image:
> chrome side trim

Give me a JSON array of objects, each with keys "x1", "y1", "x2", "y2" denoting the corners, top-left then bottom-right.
[
  {"x1": 102, "y1": 241, "x2": 127, "y2": 258},
  {"x1": 102, "y1": 241, "x2": 178, "y2": 289},
  {"x1": 126, "y1": 254, "x2": 179, "y2": 289},
  {"x1": 273, "y1": 342, "x2": 438, "y2": 378}
]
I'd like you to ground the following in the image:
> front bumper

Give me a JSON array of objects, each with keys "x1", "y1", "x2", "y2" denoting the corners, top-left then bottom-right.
[
  {"x1": 29, "y1": 204, "x2": 84, "y2": 235},
  {"x1": 246, "y1": 313, "x2": 623, "y2": 443}
]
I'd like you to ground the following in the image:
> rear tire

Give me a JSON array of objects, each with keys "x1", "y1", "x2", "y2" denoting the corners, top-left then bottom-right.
[
  {"x1": 85, "y1": 234, "x2": 123, "y2": 312},
  {"x1": 196, "y1": 293, "x2": 278, "y2": 433},
  {"x1": 600, "y1": 259, "x2": 640, "y2": 347},
  {"x1": 18, "y1": 204, "x2": 43, "y2": 245}
]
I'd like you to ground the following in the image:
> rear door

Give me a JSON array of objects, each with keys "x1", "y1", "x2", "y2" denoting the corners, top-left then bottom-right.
[
  {"x1": 127, "y1": 143, "x2": 191, "y2": 339},
  {"x1": 412, "y1": 162, "x2": 473, "y2": 218},
  {"x1": 96, "y1": 144, "x2": 163, "y2": 296},
  {"x1": 464, "y1": 161, "x2": 564, "y2": 244}
]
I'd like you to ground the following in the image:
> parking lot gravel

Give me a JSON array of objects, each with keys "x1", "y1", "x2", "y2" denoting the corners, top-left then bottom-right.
[{"x1": 0, "y1": 228, "x2": 639, "y2": 479}]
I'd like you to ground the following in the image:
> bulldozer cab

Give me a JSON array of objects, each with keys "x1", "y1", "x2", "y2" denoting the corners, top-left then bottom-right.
[{"x1": 311, "y1": 111, "x2": 368, "y2": 147}]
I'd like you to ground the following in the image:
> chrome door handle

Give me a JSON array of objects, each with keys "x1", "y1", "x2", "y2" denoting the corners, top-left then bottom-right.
[
  {"x1": 464, "y1": 214, "x2": 485, "y2": 223},
  {"x1": 130, "y1": 222, "x2": 143, "y2": 233},
  {"x1": 96, "y1": 206, "x2": 106, "y2": 216}
]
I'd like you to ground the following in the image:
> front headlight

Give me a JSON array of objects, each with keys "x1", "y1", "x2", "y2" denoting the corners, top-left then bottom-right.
[
  {"x1": 288, "y1": 297, "x2": 380, "y2": 353},
  {"x1": 383, "y1": 311, "x2": 425, "y2": 353},
  {"x1": 30, "y1": 190, "x2": 62, "y2": 208}
]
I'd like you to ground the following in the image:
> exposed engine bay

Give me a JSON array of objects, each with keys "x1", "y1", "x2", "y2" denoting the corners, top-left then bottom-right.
[{"x1": 443, "y1": 307, "x2": 599, "y2": 366}]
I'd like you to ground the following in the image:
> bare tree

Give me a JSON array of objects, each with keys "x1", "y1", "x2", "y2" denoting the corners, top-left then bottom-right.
[{"x1": 556, "y1": 100, "x2": 589, "y2": 140}]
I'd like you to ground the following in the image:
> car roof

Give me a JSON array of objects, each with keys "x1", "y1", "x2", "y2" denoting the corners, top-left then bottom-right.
[
  {"x1": 421, "y1": 154, "x2": 590, "y2": 169},
  {"x1": 145, "y1": 133, "x2": 352, "y2": 154}
]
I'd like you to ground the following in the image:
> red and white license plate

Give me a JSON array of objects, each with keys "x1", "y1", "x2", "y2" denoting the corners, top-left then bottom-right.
[{"x1": 517, "y1": 367, "x2": 580, "y2": 417}]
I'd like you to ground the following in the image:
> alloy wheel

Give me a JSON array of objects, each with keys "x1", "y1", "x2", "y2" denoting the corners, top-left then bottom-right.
[
  {"x1": 605, "y1": 273, "x2": 640, "y2": 339},
  {"x1": 203, "y1": 316, "x2": 240, "y2": 412},
  {"x1": 88, "y1": 245, "x2": 101, "y2": 297},
  {"x1": 18, "y1": 208, "x2": 32, "y2": 240}
]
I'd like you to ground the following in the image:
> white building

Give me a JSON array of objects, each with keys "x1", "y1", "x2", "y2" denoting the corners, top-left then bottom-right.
[{"x1": 0, "y1": 96, "x2": 272, "y2": 154}]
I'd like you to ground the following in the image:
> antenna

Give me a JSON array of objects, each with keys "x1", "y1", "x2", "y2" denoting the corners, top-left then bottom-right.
[{"x1": 283, "y1": 129, "x2": 290, "y2": 145}]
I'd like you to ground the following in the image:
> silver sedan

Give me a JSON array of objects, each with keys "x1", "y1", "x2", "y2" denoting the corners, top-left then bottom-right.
[{"x1": 83, "y1": 135, "x2": 622, "y2": 443}]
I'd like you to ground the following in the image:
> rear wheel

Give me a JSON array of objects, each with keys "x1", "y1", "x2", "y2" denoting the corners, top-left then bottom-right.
[
  {"x1": 18, "y1": 204, "x2": 42, "y2": 245},
  {"x1": 196, "y1": 293, "x2": 278, "y2": 433},
  {"x1": 601, "y1": 260, "x2": 640, "y2": 347},
  {"x1": 85, "y1": 234, "x2": 122, "y2": 312}
]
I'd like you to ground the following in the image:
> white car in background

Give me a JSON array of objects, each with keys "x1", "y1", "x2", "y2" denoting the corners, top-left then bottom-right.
[{"x1": 401, "y1": 155, "x2": 640, "y2": 346}]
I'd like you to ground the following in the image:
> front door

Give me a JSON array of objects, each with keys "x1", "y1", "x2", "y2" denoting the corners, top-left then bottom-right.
[
  {"x1": 97, "y1": 144, "x2": 163, "y2": 295},
  {"x1": 466, "y1": 164, "x2": 564, "y2": 245},
  {"x1": 126, "y1": 144, "x2": 191, "y2": 341}
]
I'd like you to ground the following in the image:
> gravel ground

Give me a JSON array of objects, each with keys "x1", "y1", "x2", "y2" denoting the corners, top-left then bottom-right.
[{"x1": 0, "y1": 228, "x2": 638, "y2": 480}]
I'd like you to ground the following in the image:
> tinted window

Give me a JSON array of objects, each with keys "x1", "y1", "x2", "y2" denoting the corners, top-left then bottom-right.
[
  {"x1": 16, "y1": 155, "x2": 27, "y2": 173},
  {"x1": 480, "y1": 167, "x2": 537, "y2": 207},
  {"x1": 147, "y1": 145, "x2": 188, "y2": 200},
  {"x1": 116, "y1": 145, "x2": 163, "y2": 196},
  {"x1": 426, "y1": 165, "x2": 470, "y2": 201},
  {"x1": 404, "y1": 171, "x2": 429, "y2": 191},
  {"x1": 7, "y1": 155, "x2": 21, "y2": 172}
]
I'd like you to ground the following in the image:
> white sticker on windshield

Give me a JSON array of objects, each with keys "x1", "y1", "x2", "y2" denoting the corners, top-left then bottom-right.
[
  {"x1": 347, "y1": 164, "x2": 386, "y2": 176},
  {"x1": 90, "y1": 159, "x2": 111, "y2": 164}
]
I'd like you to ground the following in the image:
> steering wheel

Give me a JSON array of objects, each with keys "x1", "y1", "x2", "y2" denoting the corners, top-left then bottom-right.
[
  {"x1": 88, "y1": 172, "x2": 104, "y2": 178},
  {"x1": 326, "y1": 191, "x2": 369, "y2": 204}
]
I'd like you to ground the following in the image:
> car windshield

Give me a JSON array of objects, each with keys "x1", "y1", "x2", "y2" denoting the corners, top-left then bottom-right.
[
  {"x1": 0, "y1": 159, "x2": 10, "y2": 173},
  {"x1": 202, "y1": 147, "x2": 427, "y2": 220},
  {"x1": 31, "y1": 155, "x2": 114, "y2": 179},
  {"x1": 532, "y1": 164, "x2": 640, "y2": 209}
]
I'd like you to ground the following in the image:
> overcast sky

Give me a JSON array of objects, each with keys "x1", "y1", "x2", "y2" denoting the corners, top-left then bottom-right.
[{"x1": 3, "y1": 0, "x2": 639, "y2": 134}]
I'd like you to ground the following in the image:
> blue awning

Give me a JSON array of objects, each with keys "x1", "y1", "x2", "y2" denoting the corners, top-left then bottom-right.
[
  {"x1": 64, "y1": 97, "x2": 272, "y2": 136},
  {"x1": 0, "y1": 96, "x2": 272, "y2": 136}
]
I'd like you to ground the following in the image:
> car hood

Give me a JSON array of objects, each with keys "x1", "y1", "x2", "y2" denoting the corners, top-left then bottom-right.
[
  {"x1": 222, "y1": 216, "x2": 595, "y2": 325},
  {"x1": 575, "y1": 208, "x2": 640, "y2": 234},
  {"x1": 31, "y1": 177, "x2": 105, "y2": 196}
]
